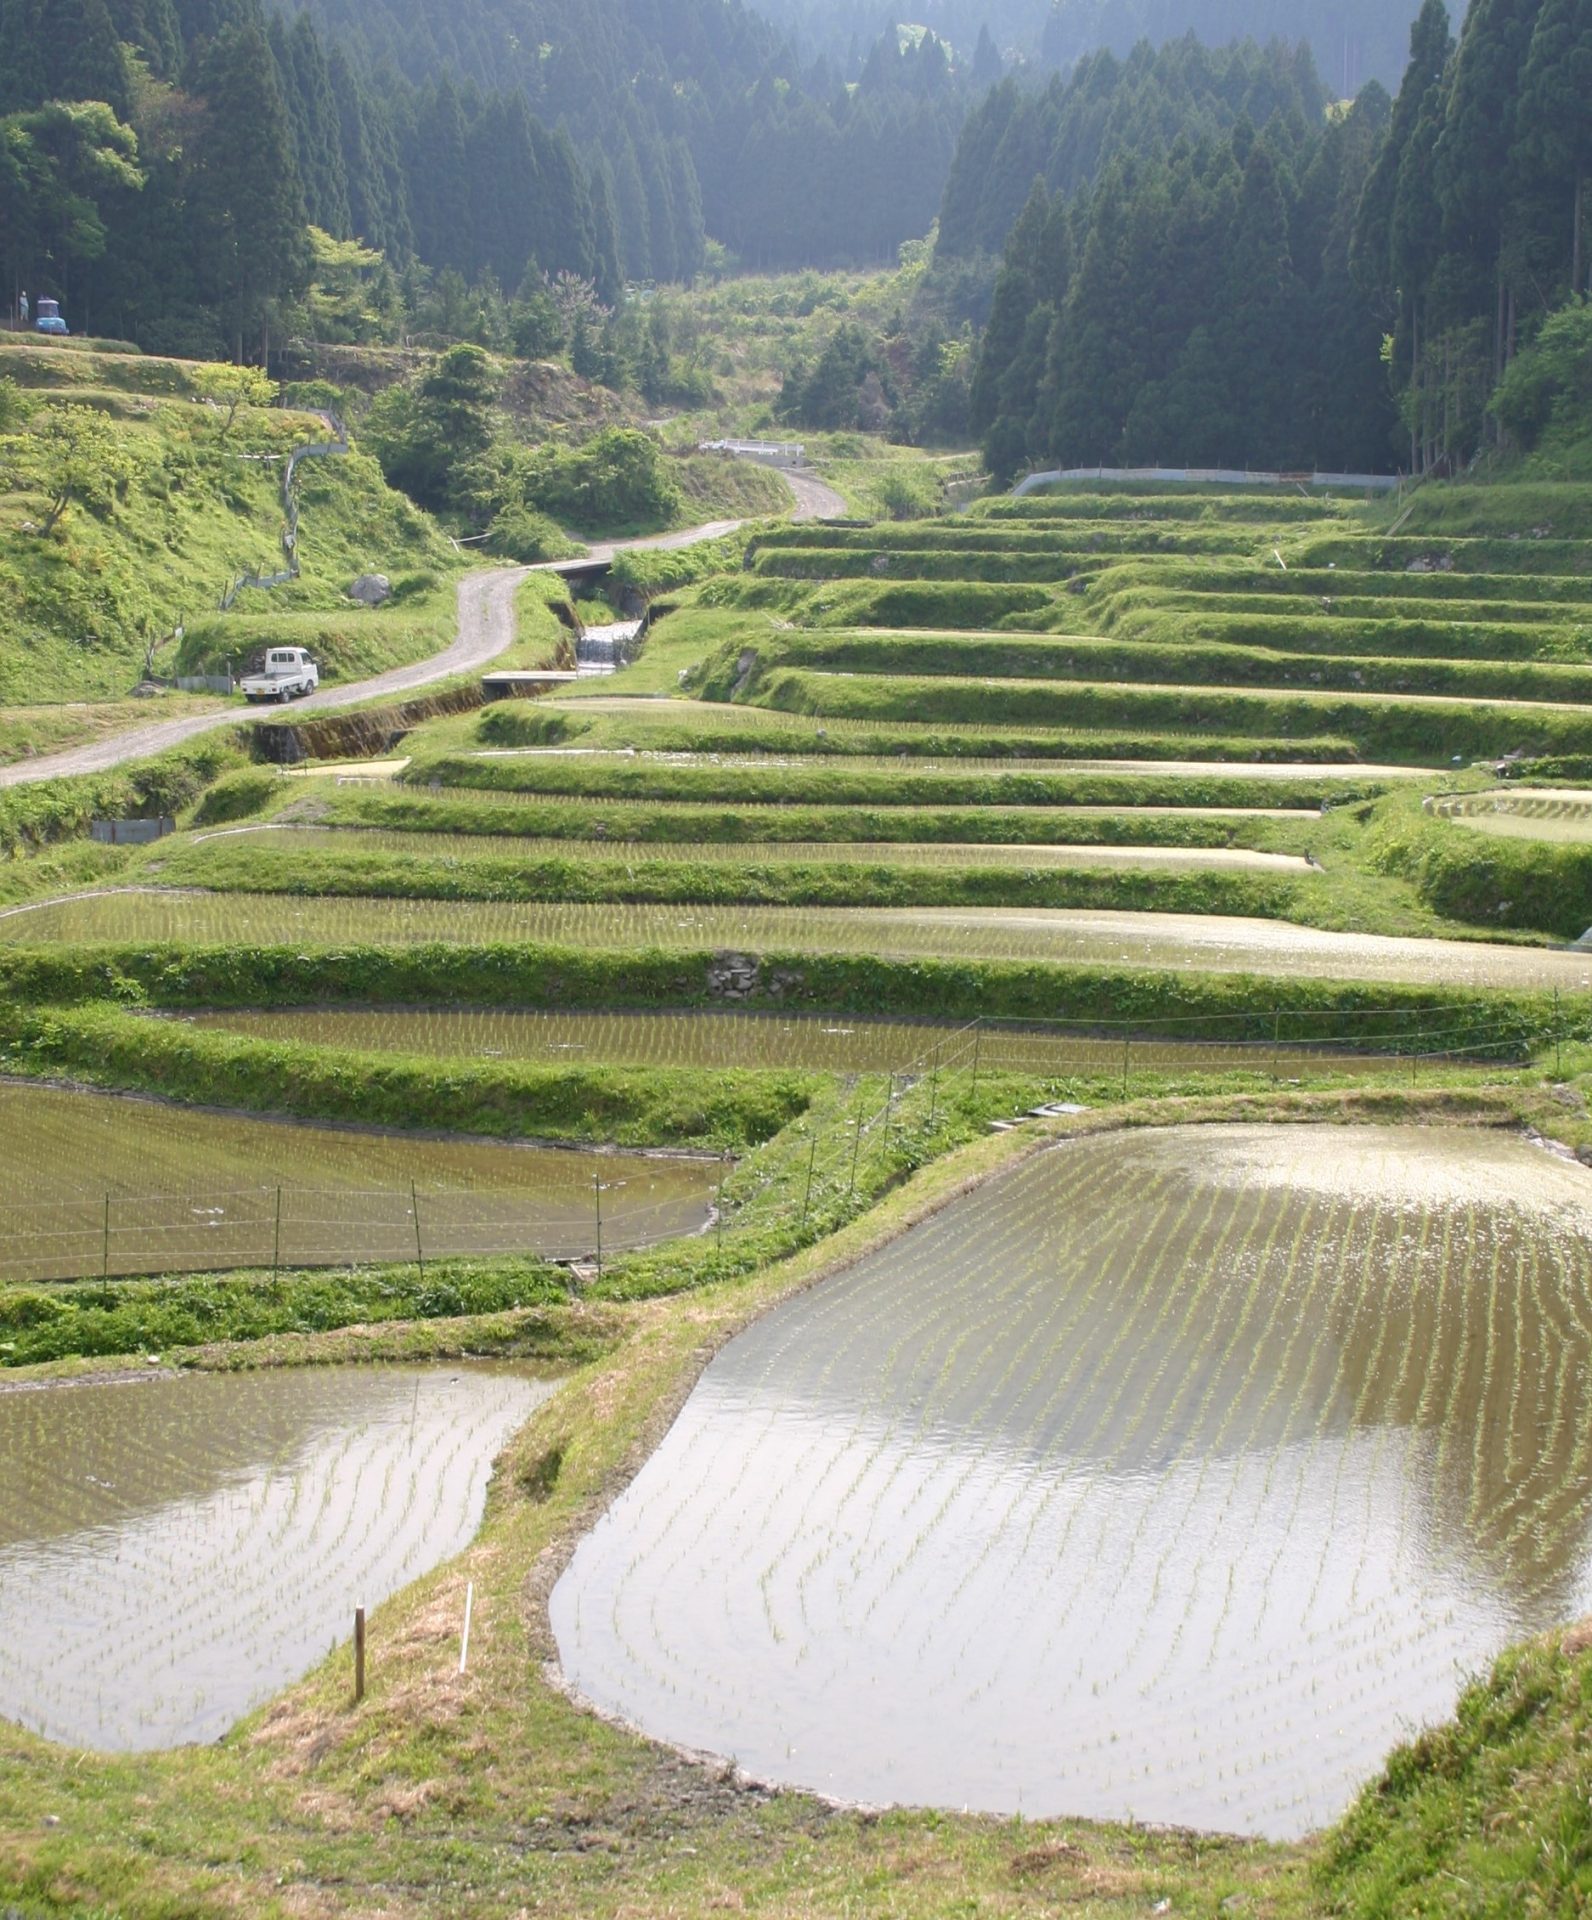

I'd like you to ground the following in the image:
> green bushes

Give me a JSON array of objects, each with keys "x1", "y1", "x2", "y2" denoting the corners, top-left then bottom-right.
[
  {"x1": 1370, "y1": 817, "x2": 1592, "y2": 939},
  {"x1": 190, "y1": 768, "x2": 284, "y2": 827},
  {"x1": 0, "y1": 1263, "x2": 571, "y2": 1367},
  {"x1": 0, "y1": 735, "x2": 246, "y2": 856}
]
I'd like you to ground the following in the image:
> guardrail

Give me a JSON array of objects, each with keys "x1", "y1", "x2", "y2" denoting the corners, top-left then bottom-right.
[{"x1": 1012, "y1": 465, "x2": 1402, "y2": 496}]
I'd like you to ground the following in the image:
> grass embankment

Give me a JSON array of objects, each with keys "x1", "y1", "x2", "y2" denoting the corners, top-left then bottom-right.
[
  {"x1": 312, "y1": 787, "x2": 1314, "y2": 850},
  {"x1": 0, "y1": 1001, "x2": 813, "y2": 1151},
  {"x1": 2, "y1": 940, "x2": 1569, "y2": 1050},
  {"x1": 0, "y1": 339, "x2": 459, "y2": 702},
  {"x1": 154, "y1": 832, "x2": 1309, "y2": 918},
  {"x1": 3, "y1": 1087, "x2": 1592, "y2": 1918}
]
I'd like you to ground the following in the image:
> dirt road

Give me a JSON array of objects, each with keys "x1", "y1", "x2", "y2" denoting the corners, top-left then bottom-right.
[{"x1": 0, "y1": 466, "x2": 844, "y2": 792}]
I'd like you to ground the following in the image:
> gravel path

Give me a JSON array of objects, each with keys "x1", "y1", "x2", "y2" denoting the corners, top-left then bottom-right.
[{"x1": 0, "y1": 463, "x2": 847, "y2": 792}]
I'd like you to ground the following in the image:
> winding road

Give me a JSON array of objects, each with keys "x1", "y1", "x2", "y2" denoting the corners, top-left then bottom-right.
[{"x1": 0, "y1": 467, "x2": 847, "y2": 791}]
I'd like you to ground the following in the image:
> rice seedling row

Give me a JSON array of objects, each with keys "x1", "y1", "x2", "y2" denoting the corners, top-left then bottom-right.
[
  {"x1": 0, "y1": 1081, "x2": 714, "y2": 1282},
  {"x1": 0, "y1": 1365, "x2": 554, "y2": 1747},
  {"x1": 183, "y1": 1006, "x2": 1518, "y2": 1078},
  {"x1": 179, "y1": 825, "x2": 1312, "y2": 876},
  {"x1": 4, "y1": 891, "x2": 1587, "y2": 989},
  {"x1": 553, "y1": 1125, "x2": 1592, "y2": 1840}
]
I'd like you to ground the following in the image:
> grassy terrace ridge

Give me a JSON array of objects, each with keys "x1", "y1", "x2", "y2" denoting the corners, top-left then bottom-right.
[{"x1": 704, "y1": 627, "x2": 1592, "y2": 700}]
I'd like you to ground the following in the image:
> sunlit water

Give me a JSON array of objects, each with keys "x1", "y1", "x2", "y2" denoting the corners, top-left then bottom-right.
[
  {"x1": 553, "y1": 1125, "x2": 1592, "y2": 1838},
  {"x1": 0, "y1": 1364, "x2": 554, "y2": 1748}
]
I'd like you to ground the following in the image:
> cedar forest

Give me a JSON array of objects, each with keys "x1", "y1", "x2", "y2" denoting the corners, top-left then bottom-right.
[{"x1": 1, "y1": 0, "x2": 1590, "y2": 481}]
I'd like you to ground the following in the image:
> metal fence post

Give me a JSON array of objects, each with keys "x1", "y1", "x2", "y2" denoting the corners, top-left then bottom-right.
[
  {"x1": 848, "y1": 1104, "x2": 864, "y2": 1200},
  {"x1": 102, "y1": 1194, "x2": 110, "y2": 1279},
  {"x1": 1121, "y1": 1030, "x2": 1131, "y2": 1100},
  {"x1": 800, "y1": 1134, "x2": 818, "y2": 1231},
  {"x1": 971, "y1": 1022, "x2": 982, "y2": 1098},
  {"x1": 410, "y1": 1180, "x2": 424, "y2": 1281},
  {"x1": 594, "y1": 1173, "x2": 603, "y2": 1280},
  {"x1": 273, "y1": 1185, "x2": 282, "y2": 1280}
]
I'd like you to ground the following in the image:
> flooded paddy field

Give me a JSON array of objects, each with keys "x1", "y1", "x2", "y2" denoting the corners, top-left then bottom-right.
[
  {"x1": 1433, "y1": 789, "x2": 1592, "y2": 843},
  {"x1": 182, "y1": 825, "x2": 1310, "y2": 875},
  {"x1": 0, "y1": 1082, "x2": 715, "y2": 1282},
  {"x1": 4, "y1": 890, "x2": 1588, "y2": 991},
  {"x1": 553, "y1": 1125, "x2": 1592, "y2": 1840},
  {"x1": 0, "y1": 1364, "x2": 553, "y2": 1747},
  {"x1": 187, "y1": 1007, "x2": 1498, "y2": 1080},
  {"x1": 459, "y1": 745, "x2": 1436, "y2": 781}
]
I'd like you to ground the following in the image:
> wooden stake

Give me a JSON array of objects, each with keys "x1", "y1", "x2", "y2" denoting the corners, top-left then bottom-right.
[
  {"x1": 354, "y1": 1606, "x2": 366, "y2": 1704},
  {"x1": 458, "y1": 1582, "x2": 474, "y2": 1676}
]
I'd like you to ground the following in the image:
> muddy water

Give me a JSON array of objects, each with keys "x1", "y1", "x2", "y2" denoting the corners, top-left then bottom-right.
[
  {"x1": 2, "y1": 892, "x2": 1588, "y2": 990},
  {"x1": 553, "y1": 1125, "x2": 1592, "y2": 1839},
  {"x1": 0, "y1": 1082, "x2": 715, "y2": 1282},
  {"x1": 0, "y1": 1364, "x2": 554, "y2": 1748}
]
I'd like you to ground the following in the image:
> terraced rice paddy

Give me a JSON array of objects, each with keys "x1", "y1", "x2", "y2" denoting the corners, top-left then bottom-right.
[
  {"x1": 553, "y1": 1124, "x2": 1592, "y2": 1839},
  {"x1": 186, "y1": 1007, "x2": 1478, "y2": 1079},
  {"x1": 4, "y1": 890, "x2": 1588, "y2": 989},
  {"x1": 0, "y1": 1363, "x2": 554, "y2": 1746},
  {"x1": 456, "y1": 745, "x2": 1428, "y2": 780},
  {"x1": 0, "y1": 1081, "x2": 715, "y2": 1281},
  {"x1": 181, "y1": 825, "x2": 1312, "y2": 874},
  {"x1": 1432, "y1": 789, "x2": 1592, "y2": 842}
]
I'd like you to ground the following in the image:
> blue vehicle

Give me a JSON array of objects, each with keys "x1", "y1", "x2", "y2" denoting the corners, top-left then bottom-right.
[{"x1": 34, "y1": 298, "x2": 68, "y2": 336}]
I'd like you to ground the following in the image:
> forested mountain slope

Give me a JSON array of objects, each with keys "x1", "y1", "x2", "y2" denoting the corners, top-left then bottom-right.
[
  {"x1": 266, "y1": 0, "x2": 972, "y2": 271},
  {"x1": 751, "y1": 0, "x2": 1422, "y2": 94},
  {"x1": 963, "y1": 0, "x2": 1592, "y2": 481}
]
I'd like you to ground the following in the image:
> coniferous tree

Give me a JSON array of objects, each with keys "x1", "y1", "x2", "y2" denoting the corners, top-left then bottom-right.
[
  {"x1": 190, "y1": 21, "x2": 310, "y2": 359},
  {"x1": 1514, "y1": 0, "x2": 1592, "y2": 292}
]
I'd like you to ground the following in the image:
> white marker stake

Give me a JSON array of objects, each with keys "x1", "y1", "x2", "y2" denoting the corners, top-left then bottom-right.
[{"x1": 459, "y1": 1581, "x2": 474, "y2": 1676}]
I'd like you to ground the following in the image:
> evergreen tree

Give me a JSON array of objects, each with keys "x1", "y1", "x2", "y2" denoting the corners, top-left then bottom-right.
[
  {"x1": 1514, "y1": 0, "x2": 1592, "y2": 292},
  {"x1": 190, "y1": 21, "x2": 310, "y2": 359}
]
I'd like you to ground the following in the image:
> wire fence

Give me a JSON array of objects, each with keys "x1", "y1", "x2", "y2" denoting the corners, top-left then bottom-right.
[
  {"x1": 3, "y1": 1000, "x2": 1556, "y2": 1289},
  {"x1": 0, "y1": 1177, "x2": 719, "y2": 1288}
]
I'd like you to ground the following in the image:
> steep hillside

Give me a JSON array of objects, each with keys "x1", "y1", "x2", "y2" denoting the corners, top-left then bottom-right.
[{"x1": 0, "y1": 340, "x2": 458, "y2": 704}]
